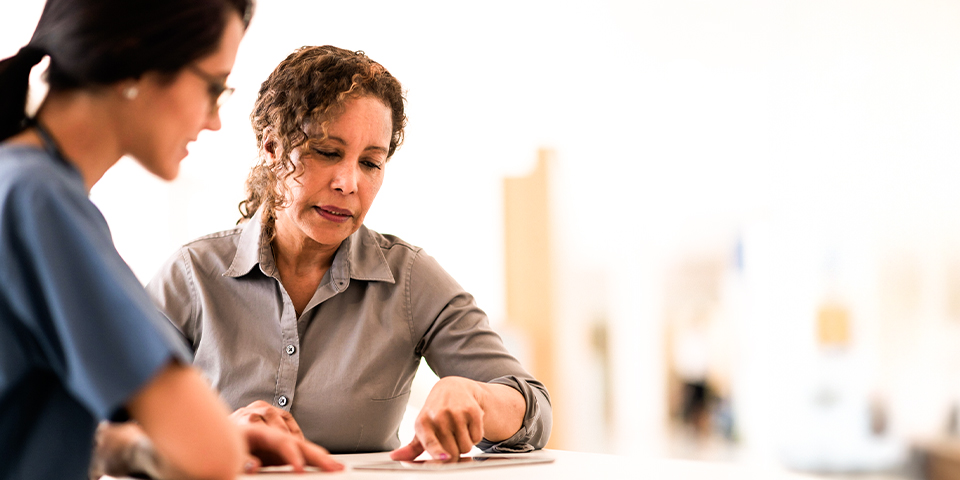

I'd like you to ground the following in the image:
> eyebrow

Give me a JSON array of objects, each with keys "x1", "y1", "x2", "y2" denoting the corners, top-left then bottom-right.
[
  {"x1": 326, "y1": 135, "x2": 389, "y2": 154},
  {"x1": 197, "y1": 64, "x2": 231, "y2": 79}
]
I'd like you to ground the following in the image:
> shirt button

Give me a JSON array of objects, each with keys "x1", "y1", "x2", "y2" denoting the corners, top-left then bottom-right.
[
  {"x1": 278, "y1": 395, "x2": 289, "y2": 407},
  {"x1": 285, "y1": 344, "x2": 296, "y2": 355}
]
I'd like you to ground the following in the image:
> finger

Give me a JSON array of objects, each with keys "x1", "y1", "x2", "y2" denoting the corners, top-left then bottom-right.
[
  {"x1": 299, "y1": 440, "x2": 344, "y2": 472},
  {"x1": 420, "y1": 434, "x2": 452, "y2": 461},
  {"x1": 231, "y1": 400, "x2": 271, "y2": 420},
  {"x1": 418, "y1": 415, "x2": 459, "y2": 461},
  {"x1": 435, "y1": 424, "x2": 461, "y2": 460},
  {"x1": 242, "y1": 455, "x2": 261, "y2": 474},
  {"x1": 228, "y1": 408, "x2": 248, "y2": 423},
  {"x1": 414, "y1": 419, "x2": 451, "y2": 461},
  {"x1": 278, "y1": 410, "x2": 304, "y2": 440},
  {"x1": 254, "y1": 404, "x2": 302, "y2": 438},
  {"x1": 467, "y1": 413, "x2": 484, "y2": 445},
  {"x1": 230, "y1": 409, "x2": 266, "y2": 426},
  {"x1": 437, "y1": 412, "x2": 465, "y2": 459},
  {"x1": 261, "y1": 410, "x2": 292, "y2": 434},
  {"x1": 244, "y1": 424, "x2": 306, "y2": 471},
  {"x1": 390, "y1": 438, "x2": 424, "y2": 461},
  {"x1": 454, "y1": 417, "x2": 475, "y2": 454}
]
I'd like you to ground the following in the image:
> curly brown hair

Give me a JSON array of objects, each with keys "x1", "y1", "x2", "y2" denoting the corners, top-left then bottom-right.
[{"x1": 239, "y1": 45, "x2": 406, "y2": 240}]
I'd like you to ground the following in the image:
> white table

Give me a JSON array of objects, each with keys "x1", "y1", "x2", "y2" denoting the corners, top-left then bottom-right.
[{"x1": 242, "y1": 450, "x2": 824, "y2": 479}]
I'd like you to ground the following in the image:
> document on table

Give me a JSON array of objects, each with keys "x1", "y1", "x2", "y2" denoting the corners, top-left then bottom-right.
[{"x1": 352, "y1": 454, "x2": 555, "y2": 471}]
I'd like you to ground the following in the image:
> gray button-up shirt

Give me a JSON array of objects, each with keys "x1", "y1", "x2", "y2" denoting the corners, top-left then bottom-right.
[{"x1": 145, "y1": 211, "x2": 551, "y2": 453}]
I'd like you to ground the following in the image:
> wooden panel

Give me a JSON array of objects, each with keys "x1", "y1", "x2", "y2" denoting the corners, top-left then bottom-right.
[
  {"x1": 503, "y1": 148, "x2": 559, "y2": 448},
  {"x1": 916, "y1": 438, "x2": 960, "y2": 480}
]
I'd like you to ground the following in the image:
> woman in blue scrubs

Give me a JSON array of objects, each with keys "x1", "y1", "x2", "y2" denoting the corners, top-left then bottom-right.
[{"x1": 0, "y1": 0, "x2": 341, "y2": 478}]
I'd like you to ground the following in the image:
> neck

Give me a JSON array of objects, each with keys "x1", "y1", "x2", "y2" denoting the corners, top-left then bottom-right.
[
  {"x1": 272, "y1": 221, "x2": 340, "y2": 277},
  {"x1": 32, "y1": 89, "x2": 125, "y2": 190}
]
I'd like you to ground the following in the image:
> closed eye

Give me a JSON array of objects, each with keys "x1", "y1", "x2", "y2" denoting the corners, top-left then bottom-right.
[
  {"x1": 313, "y1": 148, "x2": 341, "y2": 159},
  {"x1": 361, "y1": 160, "x2": 382, "y2": 170}
]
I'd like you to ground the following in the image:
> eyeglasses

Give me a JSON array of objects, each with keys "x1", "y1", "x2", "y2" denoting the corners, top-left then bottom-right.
[{"x1": 186, "y1": 64, "x2": 235, "y2": 113}]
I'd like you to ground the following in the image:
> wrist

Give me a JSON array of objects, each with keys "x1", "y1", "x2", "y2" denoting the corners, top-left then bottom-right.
[
  {"x1": 470, "y1": 378, "x2": 492, "y2": 411},
  {"x1": 90, "y1": 423, "x2": 167, "y2": 479}
]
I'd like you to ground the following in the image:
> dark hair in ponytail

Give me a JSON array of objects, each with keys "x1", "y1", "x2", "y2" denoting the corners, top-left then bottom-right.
[
  {"x1": 0, "y1": 46, "x2": 47, "y2": 141},
  {"x1": 0, "y1": 0, "x2": 255, "y2": 142}
]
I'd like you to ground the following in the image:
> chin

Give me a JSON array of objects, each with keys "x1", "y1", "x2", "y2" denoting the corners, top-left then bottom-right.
[
  {"x1": 308, "y1": 228, "x2": 354, "y2": 246},
  {"x1": 134, "y1": 153, "x2": 181, "y2": 181},
  {"x1": 149, "y1": 163, "x2": 180, "y2": 181},
  {"x1": 158, "y1": 170, "x2": 179, "y2": 181}
]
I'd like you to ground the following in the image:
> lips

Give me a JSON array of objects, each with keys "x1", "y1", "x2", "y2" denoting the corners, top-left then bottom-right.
[
  {"x1": 182, "y1": 139, "x2": 196, "y2": 158},
  {"x1": 315, "y1": 205, "x2": 353, "y2": 223}
]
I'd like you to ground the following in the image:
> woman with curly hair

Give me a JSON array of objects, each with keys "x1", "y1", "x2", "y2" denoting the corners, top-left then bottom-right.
[{"x1": 147, "y1": 45, "x2": 552, "y2": 461}]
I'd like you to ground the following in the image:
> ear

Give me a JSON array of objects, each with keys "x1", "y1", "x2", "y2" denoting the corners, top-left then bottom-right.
[
  {"x1": 113, "y1": 78, "x2": 143, "y2": 102},
  {"x1": 261, "y1": 127, "x2": 281, "y2": 163}
]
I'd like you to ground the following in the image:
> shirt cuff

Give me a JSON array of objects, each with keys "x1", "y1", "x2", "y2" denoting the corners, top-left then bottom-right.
[{"x1": 476, "y1": 375, "x2": 548, "y2": 453}]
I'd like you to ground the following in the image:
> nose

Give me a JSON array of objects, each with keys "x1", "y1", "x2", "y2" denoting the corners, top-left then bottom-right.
[
  {"x1": 330, "y1": 159, "x2": 358, "y2": 194},
  {"x1": 203, "y1": 107, "x2": 222, "y2": 132}
]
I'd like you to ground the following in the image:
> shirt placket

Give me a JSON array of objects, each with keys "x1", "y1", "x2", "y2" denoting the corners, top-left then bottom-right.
[
  {"x1": 260, "y1": 235, "x2": 353, "y2": 411},
  {"x1": 275, "y1": 288, "x2": 300, "y2": 410},
  {"x1": 260, "y1": 238, "x2": 300, "y2": 411}
]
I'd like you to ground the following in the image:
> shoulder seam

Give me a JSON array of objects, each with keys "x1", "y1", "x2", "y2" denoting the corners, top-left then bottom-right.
[
  {"x1": 181, "y1": 227, "x2": 243, "y2": 247},
  {"x1": 175, "y1": 246, "x2": 201, "y2": 340},
  {"x1": 405, "y1": 249, "x2": 419, "y2": 349},
  {"x1": 364, "y1": 227, "x2": 421, "y2": 254},
  {"x1": 379, "y1": 237, "x2": 422, "y2": 254}
]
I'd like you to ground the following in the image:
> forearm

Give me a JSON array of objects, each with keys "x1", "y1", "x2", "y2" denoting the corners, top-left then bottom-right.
[
  {"x1": 127, "y1": 362, "x2": 244, "y2": 480},
  {"x1": 476, "y1": 382, "x2": 525, "y2": 442}
]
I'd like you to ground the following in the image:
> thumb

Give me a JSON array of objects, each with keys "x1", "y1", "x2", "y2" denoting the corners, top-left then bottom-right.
[{"x1": 389, "y1": 437, "x2": 424, "y2": 461}]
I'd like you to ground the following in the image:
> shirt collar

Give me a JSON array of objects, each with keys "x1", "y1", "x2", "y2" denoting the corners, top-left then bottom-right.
[
  {"x1": 222, "y1": 207, "x2": 268, "y2": 278},
  {"x1": 222, "y1": 206, "x2": 395, "y2": 284},
  {"x1": 337, "y1": 224, "x2": 395, "y2": 284}
]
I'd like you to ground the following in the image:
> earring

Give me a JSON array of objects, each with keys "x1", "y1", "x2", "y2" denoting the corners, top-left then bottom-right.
[{"x1": 123, "y1": 85, "x2": 139, "y2": 100}]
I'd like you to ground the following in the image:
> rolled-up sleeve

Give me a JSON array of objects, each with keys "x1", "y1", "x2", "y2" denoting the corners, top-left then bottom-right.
[{"x1": 408, "y1": 250, "x2": 552, "y2": 451}]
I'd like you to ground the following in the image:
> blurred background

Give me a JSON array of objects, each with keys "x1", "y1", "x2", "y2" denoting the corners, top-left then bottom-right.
[{"x1": 5, "y1": 0, "x2": 960, "y2": 477}]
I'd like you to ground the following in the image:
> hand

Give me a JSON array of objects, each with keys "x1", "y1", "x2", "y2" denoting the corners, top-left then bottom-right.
[
  {"x1": 240, "y1": 423, "x2": 344, "y2": 473},
  {"x1": 89, "y1": 422, "x2": 212, "y2": 480},
  {"x1": 90, "y1": 422, "x2": 166, "y2": 479},
  {"x1": 230, "y1": 400, "x2": 304, "y2": 439},
  {"x1": 390, "y1": 376, "x2": 485, "y2": 462}
]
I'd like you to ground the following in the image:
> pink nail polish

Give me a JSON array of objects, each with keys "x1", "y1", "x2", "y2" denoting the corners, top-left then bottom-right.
[{"x1": 439, "y1": 453, "x2": 449, "y2": 460}]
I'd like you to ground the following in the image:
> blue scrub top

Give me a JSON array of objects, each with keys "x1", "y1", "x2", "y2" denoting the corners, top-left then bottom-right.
[{"x1": 0, "y1": 145, "x2": 191, "y2": 479}]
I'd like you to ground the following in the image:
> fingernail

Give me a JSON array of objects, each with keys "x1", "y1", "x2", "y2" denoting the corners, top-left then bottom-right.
[
  {"x1": 243, "y1": 461, "x2": 256, "y2": 473},
  {"x1": 438, "y1": 453, "x2": 449, "y2": 460}
]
